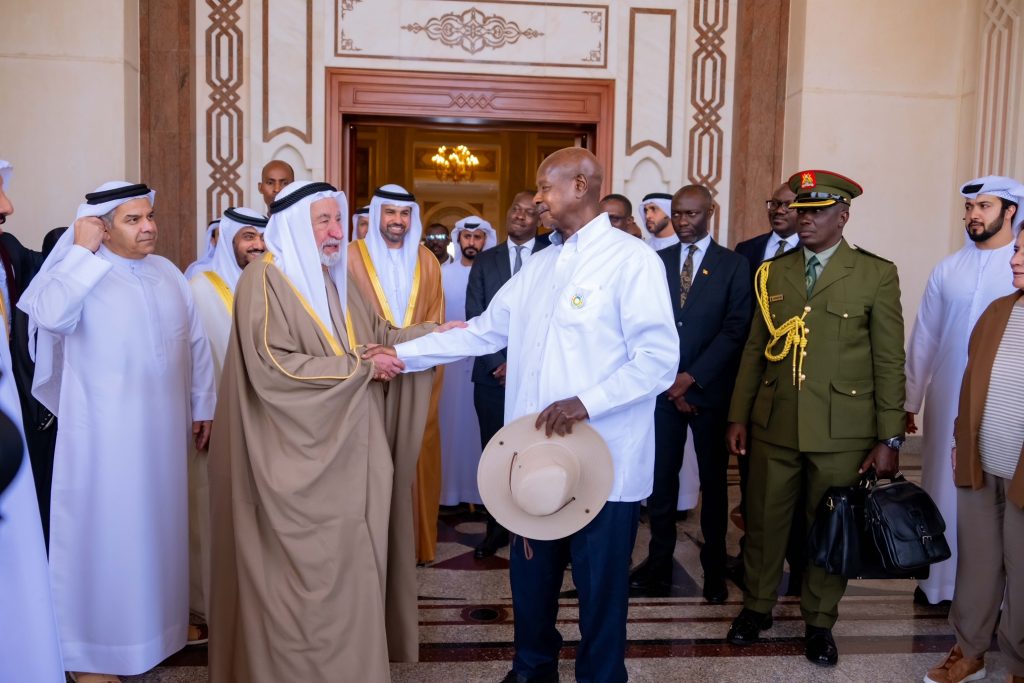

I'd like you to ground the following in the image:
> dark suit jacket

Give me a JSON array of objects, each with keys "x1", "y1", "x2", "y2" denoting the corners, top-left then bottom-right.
[
  {"x1": 465, "y1": 233, "x2": 550, "y2": 386},
  {"x1": 658, "y1": 239, "x2": 753, "y2": 410},
  {"x1": 0, "y1": 232, "x2": 47, "y2": 427},
  {"x1": 734, "y1": 232, "x2": 772, "y2": 275}
]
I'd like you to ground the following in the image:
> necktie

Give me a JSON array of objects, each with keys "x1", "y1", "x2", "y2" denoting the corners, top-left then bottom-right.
[
  {"x1": 805, "y1": 254, "x2": 820, "y2": 295},
  {"x1": 513, "y1": 245, "x2": 524, "y2": 275},
  {"x1": 679, "y1": 244, "x2": 698, "y2": 308},
  {"x1": 773, "y1": 239, "x2": 788, "y2": 258}
]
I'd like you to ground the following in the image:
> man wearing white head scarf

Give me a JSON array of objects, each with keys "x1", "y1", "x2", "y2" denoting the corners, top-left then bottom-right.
[
  {"x1": 352, "y1": 203, "x2": 370, "y2": 240},
  {"x1": 18, "y1": 181, "x2": 217, "y2": 681},
  {"x1": 905, "y1": 174, "x2": 1024, "y2": 605},
  {"x1": 185, "y1": 205, "x2": 266, "y2": 633},
  {"x1": 641, "y1": 191, "x2": 680, "y2": 251},
  {"x1": 348, "y1": 183, "x2": 446, "y2": 572},
  {"x1": 207, "y1": 180, "x2": 434, "y2": 682},
  {"x1": 0, "y1": 159, "x2": 65, "y2": 683},
  {"x1": 438, "y1": 216, "x2": 496, "y2": 506},
  {"x1": 183, "y1": 219, "x2": 220, "y2": 280}
]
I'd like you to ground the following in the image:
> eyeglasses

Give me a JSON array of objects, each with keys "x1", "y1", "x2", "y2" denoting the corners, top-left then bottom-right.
[
  {"x1": 765, "y1": 200, "x2": 793, "y2": 211},
  {"x1": 423, "y1": 234, "x2": 449, "y2": 242}
]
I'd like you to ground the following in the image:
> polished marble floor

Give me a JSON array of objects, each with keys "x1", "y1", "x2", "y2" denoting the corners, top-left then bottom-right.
[{"x1": 118, "y1": 440, "x2": 1016, "y2": 682}]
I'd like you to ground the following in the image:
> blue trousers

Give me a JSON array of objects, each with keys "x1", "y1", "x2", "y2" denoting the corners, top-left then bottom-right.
[{"x1": 510, "y1": 501, "x2": 641, "y2": 683}]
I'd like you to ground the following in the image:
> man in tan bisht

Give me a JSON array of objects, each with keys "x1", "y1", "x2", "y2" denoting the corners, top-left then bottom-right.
[
  {"x1": 207, "y1": 180, "x2": 434, "y2": 682},
  {"x1": 348, "y1": 185, "x2": 444, "y2": 578}
]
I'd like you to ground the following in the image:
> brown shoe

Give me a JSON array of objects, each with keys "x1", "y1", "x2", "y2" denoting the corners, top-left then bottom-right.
[{"x1": 923, "y1": 645, "x2": 985, "y2": 683}]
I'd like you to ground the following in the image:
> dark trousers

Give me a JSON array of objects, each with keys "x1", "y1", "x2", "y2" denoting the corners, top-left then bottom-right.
[
  {"x1": 645, "y1": 398, "x2": 728, "y2": 577},
  {"x1": 510, "y1": 501, "x2": 641, "y2": 683},
  {"x1": 473, "y1": 383, "x2": 505, "y2": 447},
  {"x1": 474, "y1": 383, "x2": 507, "y2": 536}
]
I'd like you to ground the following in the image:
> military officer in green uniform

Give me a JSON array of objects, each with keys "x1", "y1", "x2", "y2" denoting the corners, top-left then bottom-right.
[{"x1": 724, "y1": 170, "x2": 906, "y2": 667}]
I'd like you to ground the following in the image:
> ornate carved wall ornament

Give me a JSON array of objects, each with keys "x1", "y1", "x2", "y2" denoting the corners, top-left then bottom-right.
[
  {"x1": 205, "y1": 0, "x2": 244, "y2": 222},
  {"x1": 626, "y1": 8, "x2": 676, "y2": 156},
  {"x1": 687, "y1": 0, "x2": 730, "y2": 237},
  {"x1": 400, "y1": 7, "x2": 543, "y2": 54},
  {"x1": 974, "y1": 0, "x2": 1022, "y2": 175}
]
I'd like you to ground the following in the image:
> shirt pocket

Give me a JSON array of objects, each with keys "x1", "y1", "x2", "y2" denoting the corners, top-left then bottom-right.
[
  {"x1": 555, "y1": 282, "x2": 604, "y2": 328},
  {"x1": 751, "y1": 375, "x2": 777, "y2": 429}
]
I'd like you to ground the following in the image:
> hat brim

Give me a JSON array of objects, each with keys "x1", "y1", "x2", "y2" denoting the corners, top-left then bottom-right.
[
  {"x1": 788, "y1": 198, "x2": 840, "y2": 208},
  {"x1": 477, "y1": 413, "x2": 614, "y2": 541}
]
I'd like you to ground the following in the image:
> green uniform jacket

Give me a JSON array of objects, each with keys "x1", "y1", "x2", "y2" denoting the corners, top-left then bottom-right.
[{"x1": 727, "y1": 239, "x2": 906, "y2": 453}]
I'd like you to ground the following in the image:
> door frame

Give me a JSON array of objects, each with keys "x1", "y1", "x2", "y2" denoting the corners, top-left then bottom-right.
[{"x1": 325, "y1": 68, "x2": 615, "y2": 199}]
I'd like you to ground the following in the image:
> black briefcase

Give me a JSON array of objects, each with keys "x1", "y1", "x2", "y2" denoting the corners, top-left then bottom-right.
[
  {"x1": 866, "y1": 474, "x2": 951, "y2": 573},
  {"x1": 808, "y1": 473, "x2": 933, "y2": 580}
]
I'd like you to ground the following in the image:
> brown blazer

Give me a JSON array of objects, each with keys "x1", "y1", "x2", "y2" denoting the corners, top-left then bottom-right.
[{"x1": 954, "y1": 289, "x2": 1024, "y2": 508}]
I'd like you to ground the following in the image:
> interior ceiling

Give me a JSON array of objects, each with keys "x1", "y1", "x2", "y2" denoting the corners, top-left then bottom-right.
[{"x1": 352, "y1": 121, "x2": 587, "y2": 240}]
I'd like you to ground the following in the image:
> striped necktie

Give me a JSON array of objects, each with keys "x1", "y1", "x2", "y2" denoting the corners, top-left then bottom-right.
[
  {"x1": 805, "y1": 254, "x2": 820, "y2": 295},
  {"x1": 773, "y1": 239, "x2": 788, "y2": 258}
]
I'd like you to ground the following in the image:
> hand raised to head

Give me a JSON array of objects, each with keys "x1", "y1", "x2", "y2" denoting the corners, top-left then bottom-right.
[{"x1": 74, "y1": 216, "x2": 106, "y2": 253}]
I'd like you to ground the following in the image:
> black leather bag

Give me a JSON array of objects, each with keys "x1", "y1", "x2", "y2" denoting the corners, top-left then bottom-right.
[
  {"x1": 808, "y1": 473, "x2": 935, "y2": 579},
  {"x1": 866, "y1": 475, "x2": 951, "y2": 573}
]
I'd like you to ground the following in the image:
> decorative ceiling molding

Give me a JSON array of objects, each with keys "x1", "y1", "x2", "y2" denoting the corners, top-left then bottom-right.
[
  {"x1": 400, "y1": 7, "x2": 543, "y2": 55},
  {"x1": 334, "y1": 1, "x2": 608, "y2": 69},
  {"x1": 974, "y1": 0, "x2": 1022, "y2": 175}
]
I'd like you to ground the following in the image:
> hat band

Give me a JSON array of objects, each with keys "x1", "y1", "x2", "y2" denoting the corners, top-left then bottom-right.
[
  {"x1": 224, "y1": 207, "x2": 269, "y2": 228},
  {"x1": 374, "y1": 187, "x2": 416, "y2": 202},
  {"x1": 642, "y1": 192, "x2": 673, "y2": 202},
  {"x1": 268, "y1": 182, "x2": 337, "y2": 215},
  {"x1": 85, "y1": 183, "x2": 152, "y2": 205}
]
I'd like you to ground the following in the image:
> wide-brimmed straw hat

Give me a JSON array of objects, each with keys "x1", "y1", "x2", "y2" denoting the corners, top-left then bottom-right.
[{"x1": 477, "y1": 413, "x2": 614, "y2": 541}]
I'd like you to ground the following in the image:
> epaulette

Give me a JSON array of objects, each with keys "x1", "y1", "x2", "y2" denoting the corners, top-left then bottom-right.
[{"x1": 851, "y1": 244, "x2": 894, "y2": 263}]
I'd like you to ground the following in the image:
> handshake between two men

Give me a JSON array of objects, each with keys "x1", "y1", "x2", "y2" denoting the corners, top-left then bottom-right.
[
  {"x1": 361, "y1": 319, "x2": 468, "y2": 382},
  {"x1": 360, "y1": 320, "x2": 590, "y2": 438}
]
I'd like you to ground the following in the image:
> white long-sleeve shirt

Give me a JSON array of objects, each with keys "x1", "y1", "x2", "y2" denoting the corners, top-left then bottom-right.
[{"x1": 396, "y1": 213, "x2": 678, "y2": 502}]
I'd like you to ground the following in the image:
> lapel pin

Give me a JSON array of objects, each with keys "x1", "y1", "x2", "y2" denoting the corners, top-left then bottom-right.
[
  {"x1": 701, "y1": 268, "x2": 709, "y2": 275},
  {"x1": 571, "y1": 294, "x2": 584, "y2": 309}
]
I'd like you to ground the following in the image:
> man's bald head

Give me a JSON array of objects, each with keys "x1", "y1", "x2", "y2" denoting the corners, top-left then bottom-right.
[
  {"x1": 537, "y1": 148, "x2": 604, "y2": 198},
  {"x1": 534, "y1": 147, "x2": 604, "y2": 240},
  {"x1": 258, "y1": 160, "x2": 295, "y2": 208}
]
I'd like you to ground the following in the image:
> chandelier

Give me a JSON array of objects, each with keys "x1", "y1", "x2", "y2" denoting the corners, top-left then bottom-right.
[{"x1": 432, "y1": 145, "x2": 479, "y2": 183}]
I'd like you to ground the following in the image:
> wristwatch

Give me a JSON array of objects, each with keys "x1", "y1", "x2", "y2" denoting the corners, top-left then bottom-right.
[{"x1": 882, "y1": 436, "x2": 905, "y2": 450}]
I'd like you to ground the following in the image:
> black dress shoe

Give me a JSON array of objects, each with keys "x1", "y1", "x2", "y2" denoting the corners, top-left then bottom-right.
[
  {"x1": 702, "y1": 574, "x2": 728, "y2": 604},
  {"x1": 726, "y1": 608, "x2": 772, "y2": 645},
  {"x1": 804, "y1": 625, "x2": 838, "y2": 667},
  {"x1": 629, "y1": 559, "x2": 671, "y2": 590},
  {"x1": 913, "y1": 586, "x2": 951, "y2": 608},
  {"x1": 474, "y1": 527, "x2": 510, "y2": 559},
  {"x1": 499, "y1": 669, "x2": 559, "y2": 683}
]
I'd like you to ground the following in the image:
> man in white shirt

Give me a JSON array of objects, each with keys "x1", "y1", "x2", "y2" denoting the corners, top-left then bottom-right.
[
  {"x1": 465, "y1": 191, "x2": 550, "y2": 558},
  {"x1": 369, "y1": 148, "x2": 679, "y2": 682},
  {"x1": 20, "y1": 181, "x2": 217, "y2": 681}
]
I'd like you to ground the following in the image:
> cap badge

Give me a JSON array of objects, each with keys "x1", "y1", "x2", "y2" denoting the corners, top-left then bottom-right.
[{"x1": 800, "y1": 172, "x2": 816, "y2": 189}]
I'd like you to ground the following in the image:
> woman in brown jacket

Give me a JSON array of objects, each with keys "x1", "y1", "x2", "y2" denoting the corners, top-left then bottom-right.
[{"x1": 926, "y1": 226, "x2": 1024, "y2": 683}]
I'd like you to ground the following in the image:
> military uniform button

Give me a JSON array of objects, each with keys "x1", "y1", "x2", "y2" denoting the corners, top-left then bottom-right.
[
  {"x1": 843, "y1": 313, "x2": 849, "y2": 319},
  {"x1": 804, "y1": 305, "x2": 811, "y2": 312},
  {"x1": 799, "y1": 374, "x2": 806, "y2": 381},
  {"x1": 851, "y1": 389, "x2": 857, "y2": 395},
  {"x1": 677, "y1": 321, "x2": 683, "y2": 327}
]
